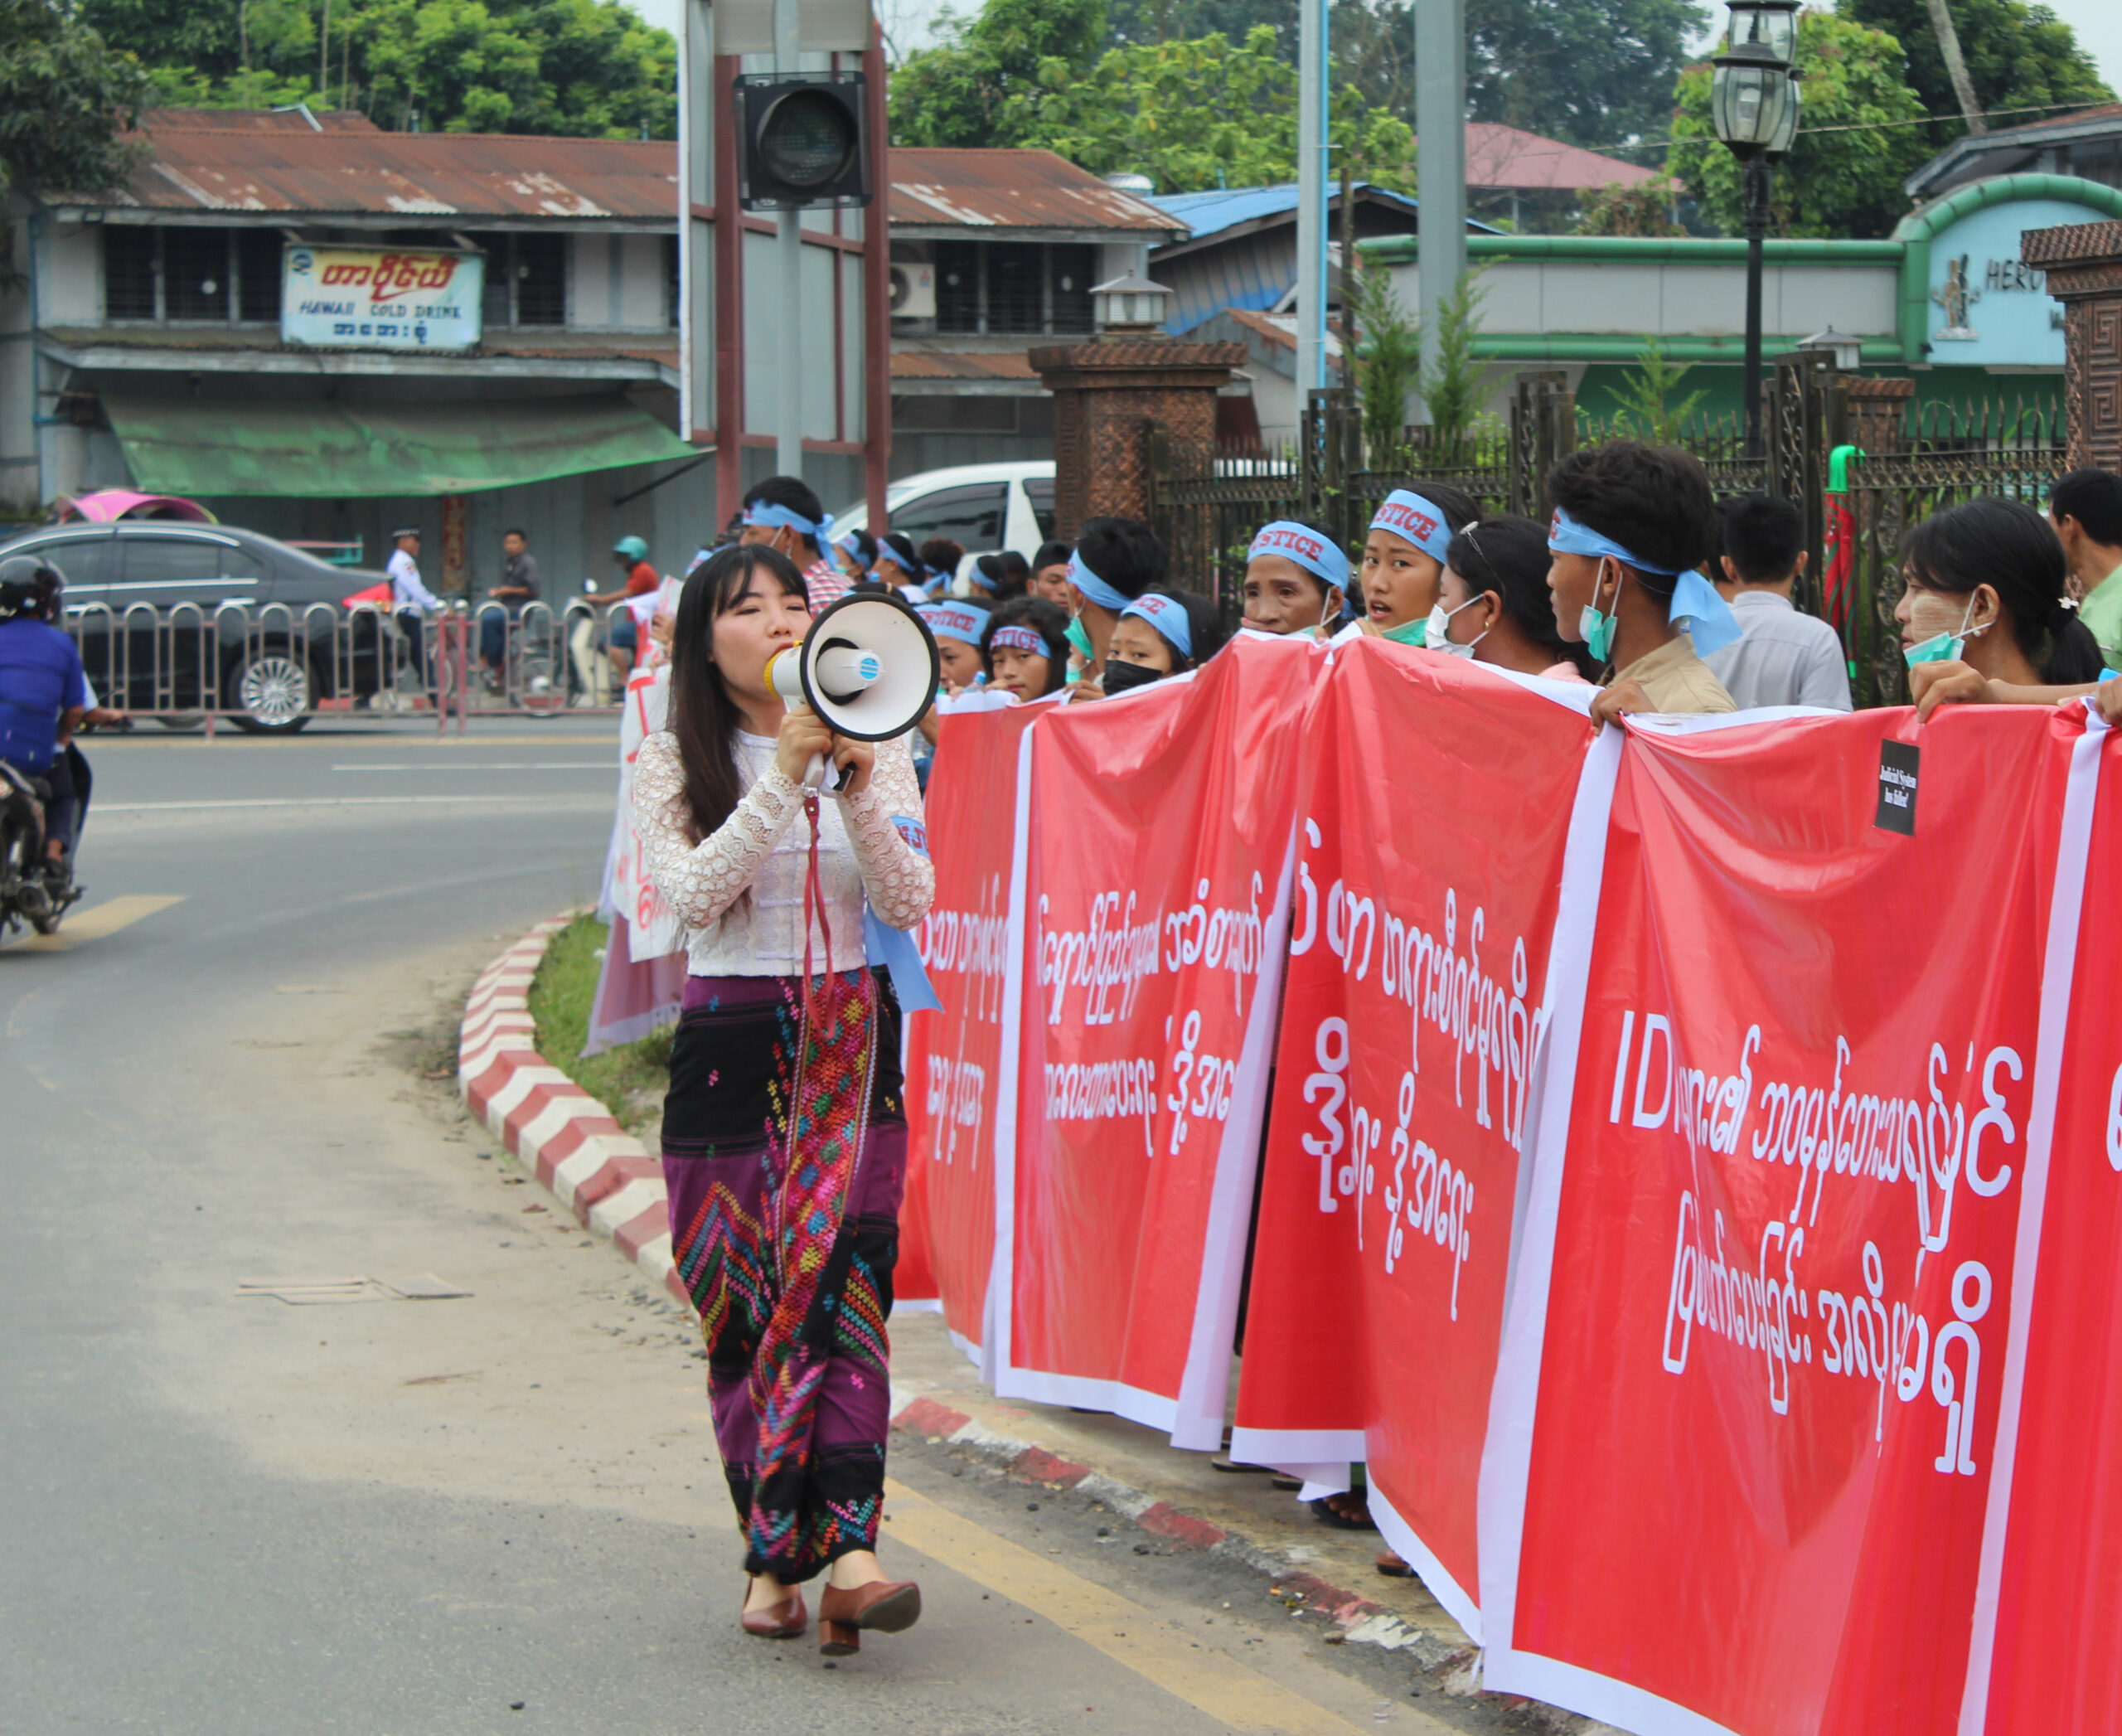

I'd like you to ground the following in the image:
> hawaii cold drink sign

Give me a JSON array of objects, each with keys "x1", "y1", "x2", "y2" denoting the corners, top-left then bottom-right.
[{"x1": 281, "y1": 245, "x2": 483, "y2": 351}]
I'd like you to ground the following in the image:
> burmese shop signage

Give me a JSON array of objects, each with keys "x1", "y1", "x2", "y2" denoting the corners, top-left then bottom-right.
[{"x1": 281, "y1": 245, "x2": 483, "y2": 351}]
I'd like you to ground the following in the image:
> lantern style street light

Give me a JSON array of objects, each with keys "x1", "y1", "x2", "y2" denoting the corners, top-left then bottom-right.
[
  {"x1": 1091, "y1": 271, "x2": 1173, "y2": 336},
  {"x1": 1711, "y1": 0, "x2": 1799, "y2": 459}
]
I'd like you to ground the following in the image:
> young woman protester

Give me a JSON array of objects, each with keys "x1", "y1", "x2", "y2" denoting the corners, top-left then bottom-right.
[
  {"x1": 1241, "y1": 518, "x2": 1349, "y2": 637},
  {"x1": 875, "y1": 533, "x2": 928, "y2": 602},
  {"x1": 966, "y1": 550, "x2": 1030, "y2": 603},
  {"x1": 981, "y1": 595, "x2": 1072, "y2": 701},
  {"x1": 1427, "y1": 515, "x2": 1596, "y2": 681},
  {"x1": 1099, "y1": 589, "x2": 1224, "y2": 692},
  {"x1": 1543, "y1": 441, "x2": 1742, "y2": 724},
  {"x1": 1359, "y1": 485, "x2": 1481, "y2": 643},
  {"x1": 632, "y1": 544, "x2": 935, "y2": 1656},
  {"x1": 1892, "y1": 497, "x2": 2107, "y2": 720}
]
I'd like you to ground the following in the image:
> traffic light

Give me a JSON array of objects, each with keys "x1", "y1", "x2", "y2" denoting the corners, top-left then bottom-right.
[{"x1": 734, "y1": 72, "x2": 871, "y2": 211}]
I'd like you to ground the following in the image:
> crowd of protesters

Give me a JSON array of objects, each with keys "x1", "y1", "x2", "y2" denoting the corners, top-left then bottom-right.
[{"x1": 617, "y1": 439, "x2": 2122, "y2": 1651}]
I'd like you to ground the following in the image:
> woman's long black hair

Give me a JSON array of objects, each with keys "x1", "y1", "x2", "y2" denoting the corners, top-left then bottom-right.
[
  {"x1": 1904, "y1": 496, "x2": 2104, "y2": 684},
  {"x1": 666, "y1": 543, "x2": 810, "y2": 841},
  {"x1": 1447, "y1": 514, "x2": 1597, "y2": 679}
]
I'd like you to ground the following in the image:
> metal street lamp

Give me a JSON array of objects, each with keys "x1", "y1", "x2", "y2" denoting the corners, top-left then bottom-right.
[{"x1": 1711, "y1": 0, "x2": 1799, "y2": 460}]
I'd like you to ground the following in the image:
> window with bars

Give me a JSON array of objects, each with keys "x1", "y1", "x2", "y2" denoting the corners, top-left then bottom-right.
[
  {"x1": 162, "y1": 229, "x2": 228, "y2": 321},
  {"x1": 102, "y1": 225, "x2": 286, "y2": 324},
  {"x1": 238, "y1": 230, "x2": 283, "y2": 323},
  {"x1": 513, "y1": 233, "x2": 567, "y2": 326},
  {"x1": 930, "y1": 241, "x2": 1102, "y2": 337},
  {"x1": 104, "y1": 228, "x2": 157, "y2": 320}
]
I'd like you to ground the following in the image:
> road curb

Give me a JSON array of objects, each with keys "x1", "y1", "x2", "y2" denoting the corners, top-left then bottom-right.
[
  {"x1": 457, "y1": 914, "x2": 686, "y2": 1307},
  {"x1": 456, "y1": 915, "x2": 1494, "y2": 1700}
]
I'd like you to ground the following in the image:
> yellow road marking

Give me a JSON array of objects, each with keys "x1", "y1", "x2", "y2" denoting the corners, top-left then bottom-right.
[
  {"x1": 7, "y1": 894, "x2": 185, "y2": 953},
  {"x1": 882, "y1": 1477, "x2": 1415, "y2": 1735}
]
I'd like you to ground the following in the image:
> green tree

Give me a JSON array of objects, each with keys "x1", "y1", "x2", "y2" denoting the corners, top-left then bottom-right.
[
  {"x1": 1839, "y1": 0, "x2": 2109, "y2": 139},
  {"x1": 1599, "y1": 337, "x2": 1707, "y2": 440},
  {"x1": 1465, "y1": 0, "x2": 1706, "y2": 148},
  {"x1": 888, "y1": 0, "x2": 1107, "y2": 148},
  {"x1": 1415, "y1": 267, "x2": 1487, "y2": 462},
  {"x1": 0, "y1": 0, "x2": 151, "y2": 195},
  {"x1": 1575, "y1": 179, "x2": 1682, "y2": 235},
  {"x1": 1670, "y1": 11, "x2": 1933, "y2": 238},
  {"x1": 1347, "y1": 254, "x2": 1421, "y2": 460}
]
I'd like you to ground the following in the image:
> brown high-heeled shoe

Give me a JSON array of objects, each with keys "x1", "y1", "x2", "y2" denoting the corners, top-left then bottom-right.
[
  {"x1": 739, "y1": 1581, "x2": 808, "y2": 1639},
  {"x1": 816, "y1": 1578, "x2": 922, "y2": 1656}
]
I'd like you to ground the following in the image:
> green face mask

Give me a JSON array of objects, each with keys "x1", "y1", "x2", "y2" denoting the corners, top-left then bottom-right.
[
  {"x1": 1381, "y1": 616, "x2": 1427, "y2": 647},
  {"x1": 1902, "y1": 597, "x2": 1980, "y2": 669}
]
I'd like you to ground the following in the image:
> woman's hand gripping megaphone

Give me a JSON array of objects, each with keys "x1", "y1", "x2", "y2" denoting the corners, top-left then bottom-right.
[
  {"x1": 765, "y1": 643, "x2": 879, "y2": 793},
  {"x1": 764, "y1": 594, "x2": 944, "y2": 794}
]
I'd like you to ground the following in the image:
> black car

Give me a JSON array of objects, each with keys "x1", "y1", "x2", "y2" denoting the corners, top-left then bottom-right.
[{"x1": 0, "y1": 521, "x2": 394, "y2": 735}]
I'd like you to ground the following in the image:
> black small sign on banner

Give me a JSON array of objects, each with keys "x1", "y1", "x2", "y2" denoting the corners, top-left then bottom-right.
[{"x1": 1875, "y1": 739, "x2": 1920, "y2": 836}]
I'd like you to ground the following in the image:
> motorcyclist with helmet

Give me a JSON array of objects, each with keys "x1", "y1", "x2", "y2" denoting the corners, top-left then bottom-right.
[{"x1": 0, "y1": 552, "x2": 94, "y2": 902}]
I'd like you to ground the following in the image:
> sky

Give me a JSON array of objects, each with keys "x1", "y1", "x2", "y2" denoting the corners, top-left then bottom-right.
[{"x1": 632, "y1": 0, "x2": 2122, "y2": 109}]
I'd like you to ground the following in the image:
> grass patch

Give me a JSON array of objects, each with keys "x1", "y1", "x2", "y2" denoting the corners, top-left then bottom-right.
[{"x1": 527, "y1": 914, "x2": 673, "y2": 1135}]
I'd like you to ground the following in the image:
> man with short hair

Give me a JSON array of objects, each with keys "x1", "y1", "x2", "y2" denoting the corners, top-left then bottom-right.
[
  {"x1": 1703, "y1": 492, "x2": 1851, "y2": 710},
  {"x1": 2050, "y1": 467, "x2": 2122, "y2": 669},
  {"x1": 1065, "y1": 516, "x2": 1169, "y2": 681},
  {"x1": 739, "y1": 476, "x2": 846, "y2": 609},
  {"x1": 479, "y1": 527, "x2": 540, "y2": 689}
]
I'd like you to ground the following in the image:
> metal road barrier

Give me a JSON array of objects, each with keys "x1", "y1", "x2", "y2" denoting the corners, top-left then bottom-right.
[{"x1": 61, "y1": 599, "x2": 634, "y2": 736}]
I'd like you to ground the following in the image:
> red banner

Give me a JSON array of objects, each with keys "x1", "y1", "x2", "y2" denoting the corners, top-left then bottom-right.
[
  {"x1": 899, "y1": 693, "x2": 1039, "y2": 1360},
  {"x1": 1484, "y1": 706, "x2": 2076, "y2": 1736},
  {"x1": 1232, "y1": 643, "x2": 1599, "y2": 1633},
  {"x1": 997, "y1": 635, "x2": 1315, "y2": 1447}
]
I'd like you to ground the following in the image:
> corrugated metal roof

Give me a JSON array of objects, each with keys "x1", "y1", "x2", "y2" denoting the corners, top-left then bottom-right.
[
  {"x1": 888, "y1": 349, "x2": 1039, "y2": 381},
  {"x1": 886, "y1": 149, "x2": 1183, "y2": 235},
  {"x1": 77, "y1": 127, "x2": 680, "y2": 218},
  {"x1": 143, "y1": 107, "x2": 381, "y2": 133}
]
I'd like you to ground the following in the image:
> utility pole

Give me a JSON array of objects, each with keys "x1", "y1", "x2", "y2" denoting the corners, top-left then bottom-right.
[
  {"x1": 774, "y1": 0, "x2": 804, "y2": 476},
  {"x1": 1296, "y1": 0, "x2": 1328, "y2": 405},
  {"x1": 1414, "y1": 0, "x2": 1466, "y2": 400},
  {"x1": 1923, "y1": 0, "x2": 1987, "y2": 135}
]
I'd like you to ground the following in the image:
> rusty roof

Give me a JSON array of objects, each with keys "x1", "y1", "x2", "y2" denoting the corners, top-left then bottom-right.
[
  {"x1": 886, "y1": 149, "x2": 1184, "y2": 235},
  {"x1": 143, "y1": 107, "x2": 381, "y2": 133},
  {"x1": 76, "y1": 124, "x2": 679, "y2": 219},
  {"x1": 888, "y1": 348, "x2": 1039, "y2": 381}
]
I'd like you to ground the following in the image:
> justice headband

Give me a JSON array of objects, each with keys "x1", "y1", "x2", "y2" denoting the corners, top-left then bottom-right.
[
  {"x1": 1120, "y1": 591, "x2": 1193, "y2": 659},
  {"x1": 833, "y1": 531, "x2": 871, "y2": 575},
  {"x1": 1369, "y1": 492, "x2": 1455, "y2": 565},
  {"x1": 1547, "y1": 506, "x2": 1743, "y2": 657},
  {"x1": 920, "y1": 602, "x2": 988, "y2": 647},
  {"x1": 1248, "y1": 521, "x2": 1349, "y2": 594},
  {"x1": 1068, "y1": 551, "x2": 1131, "y2": 613},
  {"x1": 744, "y1": 501, "x2": 833, "y2": 543},
  {"x1": 987, "y1": 623, "x2": 1048, "y2": 656}
]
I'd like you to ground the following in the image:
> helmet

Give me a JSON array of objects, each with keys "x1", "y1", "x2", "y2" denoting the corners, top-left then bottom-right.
[
  {"x1": 613, "y1": 536, "x2": 648, "y2": 562},
  {"x1": 0, "y1": 552, "x2": 65, "y2": 621}
]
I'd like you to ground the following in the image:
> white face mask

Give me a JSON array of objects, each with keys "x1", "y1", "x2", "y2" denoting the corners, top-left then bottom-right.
[{"x1": 1423, "y1": 594, "x2": 1490, "y2": 660}]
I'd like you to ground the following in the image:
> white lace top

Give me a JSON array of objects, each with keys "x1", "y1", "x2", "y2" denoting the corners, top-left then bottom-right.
[{"x1": 632, "y1": 729, "x2": 934, "y2": 977}]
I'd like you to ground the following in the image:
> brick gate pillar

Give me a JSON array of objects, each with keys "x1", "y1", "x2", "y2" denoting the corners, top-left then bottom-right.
[
  {"x1": 1029, "y1": 339, "x2": 1246, "y2": 538},
  {"x1": 2023, "y1": 221, "x2": 2122, "y2": 472}
]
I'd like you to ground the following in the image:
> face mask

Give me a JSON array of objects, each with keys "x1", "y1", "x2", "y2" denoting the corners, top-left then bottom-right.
[
  {"x1": 1903, "y1": 596, "x2": 1984, "y2": 667},
  {"x1": 1102, "y1": 658, "x2": 1162, "y2": 695},
  {"x1": 1381, "y1": 616, "x2": 1427, "y2": 647},
  {"x1": 1423, "y1": 596, "x2": 1489, "y2": 660},
  {"x1": 1582, "y1": 560, "x2": 1620, "y2": 663}
]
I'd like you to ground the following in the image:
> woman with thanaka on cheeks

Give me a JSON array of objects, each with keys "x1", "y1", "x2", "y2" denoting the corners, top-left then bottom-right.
[
  {"x1": 1543, "y1": 440, "x2": 1742, "y2": 725},
  {"x1": 1240, "y1": 518, "x2": 1350, "y2": 638},
  {"x1": 1428, "y1": 516, "x2": 1596, "y2": 681},
  {"x1": 981, "y1": 596, "x2": 1072, "y2": 701},
  {"x1": 1358, "y1": 484, "x2": 1481, "y2": 643},
  {"x1": 629, "y1": 545, "x2": 934, "y2": 1656}
]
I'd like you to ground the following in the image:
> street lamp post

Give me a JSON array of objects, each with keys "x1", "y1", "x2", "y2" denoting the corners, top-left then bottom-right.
[{"x1": 1711, "y1": 0, "x2": 1798, "y2": 461}]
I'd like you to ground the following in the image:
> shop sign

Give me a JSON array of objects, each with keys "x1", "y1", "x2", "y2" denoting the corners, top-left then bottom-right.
[{"x1": 281, "y1": 245, "x2": 483, "y2": 351}]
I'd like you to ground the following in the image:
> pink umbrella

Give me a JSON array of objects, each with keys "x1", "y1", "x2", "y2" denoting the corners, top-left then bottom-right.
[{"x1": 54, "y1": 490, "x2": 217, "y2": 525}]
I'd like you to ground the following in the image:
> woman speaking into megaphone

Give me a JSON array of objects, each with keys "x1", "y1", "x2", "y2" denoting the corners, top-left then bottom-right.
[{"x1": 631, "y1": 544, "x2": 936, "y2": 1656}]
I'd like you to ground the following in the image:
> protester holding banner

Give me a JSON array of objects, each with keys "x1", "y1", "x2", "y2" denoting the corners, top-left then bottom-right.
[
  {"x1": 1358, "y1": 484, "x2": 1480, "y2": 643},
  {"x1": 1239, "y1": 518, "x2": 1350, "y2": 638},
  {"x1": 1098, "y1": 589, "x2": 1223, "y2": 693},
  {"x1": 980, "y1": 595, "x2": 1070, "y2": 700},
  {"x1": 1430, "y1": 516, "x2": 1595, "y2": 681},
  {"x1": 1543, "y1": 441, "x2": 1739, "y2": 720},
  {"x1": 631, "y1": 543, "x2": 934, "y2": 1656},
  {"x1": 1065, "y1": 516, "x2": 1170, "y2": 681}
]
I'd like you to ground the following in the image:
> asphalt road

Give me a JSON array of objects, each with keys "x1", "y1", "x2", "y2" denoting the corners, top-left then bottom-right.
[{"x1": 0, "y1": 717, "x2": 1464, "y2": 1736}]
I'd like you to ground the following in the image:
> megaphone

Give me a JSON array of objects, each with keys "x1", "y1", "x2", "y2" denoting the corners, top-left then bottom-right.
[{"x1": 764, "y1": 591, "x2": 942, "y2": 792}]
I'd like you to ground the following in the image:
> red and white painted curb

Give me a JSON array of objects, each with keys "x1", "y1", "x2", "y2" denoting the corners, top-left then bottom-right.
[{"x1": 458, "y1": 914, "x2": 687, "y2": 1307}]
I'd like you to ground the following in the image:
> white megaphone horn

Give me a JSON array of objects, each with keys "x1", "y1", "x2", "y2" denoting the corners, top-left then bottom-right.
[{"x1": 764, "y1": 591, "x2": 942, "y2": 792}]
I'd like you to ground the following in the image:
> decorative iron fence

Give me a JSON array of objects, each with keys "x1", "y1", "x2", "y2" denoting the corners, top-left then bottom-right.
[{"x1": 1151, "y1": 364, "x2": 2069, "y2": 706}]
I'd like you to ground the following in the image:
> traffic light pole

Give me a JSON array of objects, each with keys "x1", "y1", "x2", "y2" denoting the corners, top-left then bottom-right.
[{"x1": 774, "y1": 0, "x2": 803, "y2": 476}]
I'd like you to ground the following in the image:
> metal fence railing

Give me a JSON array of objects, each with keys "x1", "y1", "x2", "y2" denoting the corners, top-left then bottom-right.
[{"x1": 62, "y1": 598, "x2": 636, "y2": 735}]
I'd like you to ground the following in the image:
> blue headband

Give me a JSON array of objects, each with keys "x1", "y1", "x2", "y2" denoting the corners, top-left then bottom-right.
[
  {"x1": 744, "y1": 501, "x2": 833, "y2": 543},
  {"x1": 1120, "y1": 592, "x2": 1193, "y2": 659},
  {"x1": 1248, "y1": 521, "x2": 1349, "y2": 594},
  {"x1": 834, "y1": 531, "x2": 870, "y2": 575},
  {"x1": 1068, "y1": 551, "x2": 1132, "y2": 613},
  {"x1": 1369, "y1": 492, "x2": 1455, "y2": 565},
  {"x1": 919, "y1": 602, "x2": 988, "y2": 647},
  {"x1": 1547, "y1": 507, "x2": 1743, "y2": 657}
]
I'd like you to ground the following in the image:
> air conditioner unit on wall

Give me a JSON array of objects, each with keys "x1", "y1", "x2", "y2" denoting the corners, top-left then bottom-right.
[{"x1": 889, "y1": 262, "x2": 937, "y2": 319}]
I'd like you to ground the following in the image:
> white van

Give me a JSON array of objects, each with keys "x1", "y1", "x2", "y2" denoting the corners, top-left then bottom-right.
[{"x1": 835, "y1": 461, "x2": 1056, "y2": 565}]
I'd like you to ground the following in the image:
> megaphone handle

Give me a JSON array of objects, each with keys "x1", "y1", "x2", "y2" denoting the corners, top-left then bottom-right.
[{"x1": 788, "y1": 697, "x2": 854, "y2": 793}]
